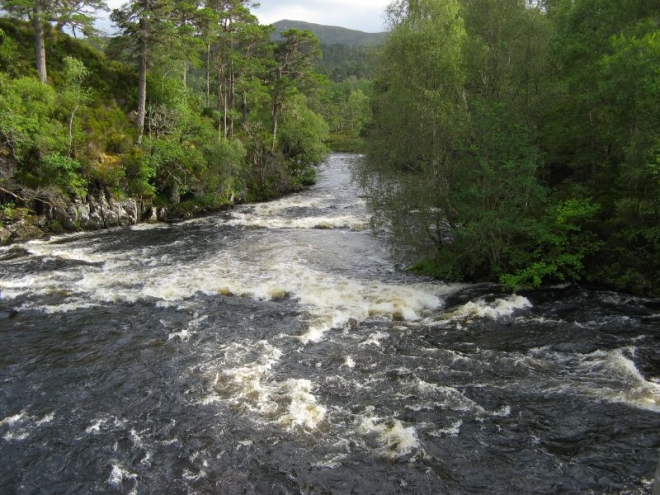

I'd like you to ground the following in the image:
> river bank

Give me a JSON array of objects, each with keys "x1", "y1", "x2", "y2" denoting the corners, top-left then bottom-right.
[{"x1": 0, "y1": 179, "x2": 309, "y2": 246}]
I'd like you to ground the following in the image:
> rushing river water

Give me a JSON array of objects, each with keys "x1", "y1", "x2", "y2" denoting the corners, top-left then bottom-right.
[{"x1": 1, "y1": 153, "x2": 659, "y2": 494}]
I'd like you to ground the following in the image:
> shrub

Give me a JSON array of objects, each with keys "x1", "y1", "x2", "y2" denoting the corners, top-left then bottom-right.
[{"x1": 41, "y1": 153, "x2": 88, "y2": 197}]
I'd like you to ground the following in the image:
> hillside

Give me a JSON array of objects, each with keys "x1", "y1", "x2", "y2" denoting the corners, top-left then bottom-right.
[{"x1": 272, "y1": 20, "x2": 385, "y2": 47}]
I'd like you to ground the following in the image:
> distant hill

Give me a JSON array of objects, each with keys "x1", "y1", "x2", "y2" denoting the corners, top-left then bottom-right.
[{"x1": 272, "y1": 20, "x2": 386, "y2": 47}]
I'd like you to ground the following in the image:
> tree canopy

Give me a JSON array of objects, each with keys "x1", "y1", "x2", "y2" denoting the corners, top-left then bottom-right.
[{"x1": 357, "y1": 0, "x2": 660, "y2": 295}]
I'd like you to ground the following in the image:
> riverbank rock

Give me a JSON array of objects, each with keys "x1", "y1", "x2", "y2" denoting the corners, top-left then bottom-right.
[
  {"x1": 55, "y1": 196, "x2": 141, "y2": 230},
  {"x1": 145, "y1": 207, "x2": 159, "y2": 223},
  {"x1": 0, "y1": 218, "x2": 46, "y2": 244}
]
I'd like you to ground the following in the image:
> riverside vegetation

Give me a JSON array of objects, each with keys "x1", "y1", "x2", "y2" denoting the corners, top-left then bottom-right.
[
  {"x1": 2, "y1": 0, "x2": 658, "y2": 298},
  {"x1": 356, "y1": 0, "x2": 660, "y2": 296},
  {"x1": 0, "y1": 0, "x2": 342, "y2": 241}
]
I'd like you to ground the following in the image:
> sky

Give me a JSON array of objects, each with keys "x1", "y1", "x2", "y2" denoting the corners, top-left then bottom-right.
[{"x1": 103, "y1": 0, "x2": 391, "y2": 34}]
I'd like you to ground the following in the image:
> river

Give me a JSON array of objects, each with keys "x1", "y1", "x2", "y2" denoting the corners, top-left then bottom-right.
[{"x1": 1, "y1": 153, "x2": 659, "y2": 494}]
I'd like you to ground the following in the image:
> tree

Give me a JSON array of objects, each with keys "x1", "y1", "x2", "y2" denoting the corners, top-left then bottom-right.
[
  {"x1": 61, "y1": 56, "x2": 91, "y2": 156},
  {"x1": 54, "y1": 0, "x2": 108, "y2": 38},
  {"x1": 270, "y1": 29, "x2": 322, "y2": 150},
  {"x1": 541, "y1": 0, "x2": 660, "y2": 292},
  {"x1": 111, "y1": 0, "x2": 177, "y2": 143},
  {"x1": 278, "y1": 95, "x2": 329, "y2": 183},
  {"x1": 360, "y1": 0, "x2": 468, "y2": 251},
  {"x1": 234, "y1": 22, "x2": 273, "y2": 126},
  {"x1": 1, "y1": 0, "x2": 107, "y2": 83},
  {"x1": 205, "y1": 0, "x2": 257, "y2": 139},
  {"x1": 1, "y1": 0, "x2": 51, "y2": 83},
  {"x1": 359, "y1": 0, "x2": 560, "y2": 285}
]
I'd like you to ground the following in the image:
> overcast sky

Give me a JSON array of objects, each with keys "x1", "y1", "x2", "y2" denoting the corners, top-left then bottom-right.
[{"x1": 103, "y1": 0, "x2": 391, "y2": 33}]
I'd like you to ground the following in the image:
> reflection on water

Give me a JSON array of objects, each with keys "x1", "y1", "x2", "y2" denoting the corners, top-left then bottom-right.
[{"x1": 0, "y1": 154, "x2": 659, "y2": 494}]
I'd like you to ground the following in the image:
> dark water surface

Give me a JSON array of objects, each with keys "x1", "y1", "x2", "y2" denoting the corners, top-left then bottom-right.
[{"x1": 1, "y1": 154, "x2": 659, "y2": 494}]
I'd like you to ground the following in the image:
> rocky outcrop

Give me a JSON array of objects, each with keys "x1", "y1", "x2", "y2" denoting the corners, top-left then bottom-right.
[
  {"x1": 0, "y1": 208, "x2": 48, "y2": 244},
  {"x1": 52, "y1": 196, "x2": 143, "y2": 230},
  {"x1": 0, "y1": 194, "x2": 155, "y2": 245}
]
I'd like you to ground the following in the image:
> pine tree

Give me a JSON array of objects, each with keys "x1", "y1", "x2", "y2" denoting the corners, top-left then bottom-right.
[
  {"x1": 1, "y1": 0, "x2": 106, "y2": 83},
  {"x1": 271, "y1": 29, "x2": 322, "y2": 150},
  {"x1": 111, "y1": 0, "x2": 177, "y2": 143}
]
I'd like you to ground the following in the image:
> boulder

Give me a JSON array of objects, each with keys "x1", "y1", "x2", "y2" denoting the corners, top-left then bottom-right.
[
  {"x1": 145, "y1": 207, "x2": 159, "y2": 223},
  {"x1": 10, "y1": 220, "x2": 44, "y2": 242}
]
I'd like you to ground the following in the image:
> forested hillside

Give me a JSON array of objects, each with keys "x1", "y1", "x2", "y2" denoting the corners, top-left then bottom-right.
[
  {"x1": 272, "y1": 20, "x2": 385, "y2": 47},
  {"x1": 358, "y1": 0, "x2": 660, "y2": 296},
  {"x1": 0, "y1": 2, "x2": 331, "y2": 241}
]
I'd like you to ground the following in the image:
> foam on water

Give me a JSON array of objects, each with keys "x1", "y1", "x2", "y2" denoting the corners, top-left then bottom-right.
[
  {"x1": 0, "y1": 411, "x2": 54, "y2": 442},
  {"x1": 85, "y1": 418, "x2": 107, "y2": 434},
  {"x1": 226, "y1": 213, "x2": 367, "y2": 231},
  {"x1": 312, "y1": 453, "x2": 348, "y2": 469},
  {"x1": 406, "y1": 378, "x2": 487, "y2": 414},
  {"x1": 130, "y1": 223, "x2": 171, "y2": 231},
  {"x1": 523, "y1": 346, "x2": 660, "y2": 413},
  {"x1": 449, "y1": 295, "x2": 532, "y2": 320},
  {"x1": 359, "y1": 331, "x2": 390, "y2": 347},
  {"x1": 25, "y1": 242, "x2": 108, "y2": 264},
  {"x1": 168, "y1": 315, "x2": 208, "y2": 342},
  {"x1": 250, "y1": 195, "x2": 333, "y2": 214},
  {"x1": 206, "y1": 340, "x2": 283, "y2": 415},
  {"x1": 108, "y1": 463, "x2": 138, "y2": 488},
  {"x1": 279, "y1": 379, "x2": 327, "y2": 430},
  {"x1": 200, "y1": 341, "x2": 331, "y2": 431},
  {"x1": 0, "y1": 413, "x2": 25, "y2": 427},
  {"x1": 427, "y1": 420, "x2": 463, "y2": 438},
  {"x1": 357, "y1": 410, "x2": 420, "y2": 460},
  {"x1": 578, "y1": 348, "x2": 660, "y2": 412},
  {"x1": 343, "y1": 356, "x2": 356, "y2": 368},
  {"x1": 4, "y1": 234, "x2": 451, "y2": 345}
]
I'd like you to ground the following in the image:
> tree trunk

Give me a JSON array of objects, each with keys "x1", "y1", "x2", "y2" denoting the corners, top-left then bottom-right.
[
  {"x1": 136, "y1": 19, "x2": 149, "y2": 145},
  {"x1": 206, "y1": 44, "x2": 211, "y2": 107},
  {"x1": 228, "y1": 65, "x2": 235, "y2": 139},
  {"x1": 272, "y1": 97, "x2": 280, "y2": 152},
  {"x1": 224, "y1": 91, "x2": 228, "y2": 141},
  {"x1": 217, "y1": 68, "x2": 224, "y2": 138},
  {"x1": 271, "y1": 67, "x2": 282, "y2": 152},
  {"x1": 68, "y1": 105, "x2": 79, "y2": 156},
  {"x1": 242, "y1": 91, "x2": 248, "y2": 125},
  {"x1": 33, "y1": 4, "x2": 47, "y2": 84}
]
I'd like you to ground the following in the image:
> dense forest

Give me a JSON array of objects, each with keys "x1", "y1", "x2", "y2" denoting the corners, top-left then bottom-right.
[
  {"x1": 357, "y1": 0, "x2": 660, "y2": 296},
  {"x1": 0, "y1": 0, "x2": 340, "y2": 239}
]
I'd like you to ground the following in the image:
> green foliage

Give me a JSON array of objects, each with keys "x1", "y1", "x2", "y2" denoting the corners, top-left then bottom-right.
[
  {"x1": 0, "y1": 26, "x2": 21, "y2": 76},
  {"x1": 0, "y1": 74, "x2": 64, "y2": 160},
  {"x1": 500, "y1": 199, "x2": 602, "y2": 289},
  {"x1": 41, "y1": 152, "x2": 87, "y2": 197},
  {"x1": 359, "y1": 0, "x2": 660, "y2": 294},
  {"x1": 325, "y1": 133, "x2": 364, "y2": 153},
  {"x1": 316, "y1": 44, "x2": 377, "y2": 81},
  {"x1": 279, "y1": 97, "x2": 329, "y2": 184},
  {"x1": 201, "y1": 139, "x2": 247, "y2": 201},
  {"x1": 123, "y1": 148, "x2": 155, "y2": 198},
  {"x1": 0, "y1": 3, "x2": 353, "y2": 240}
]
